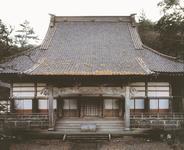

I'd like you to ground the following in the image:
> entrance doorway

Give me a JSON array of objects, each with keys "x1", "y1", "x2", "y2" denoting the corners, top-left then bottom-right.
[
  {"x1": 80, "y1": 98, "x2": 103, "y2": 117},
  {"x1": 57, "y1": 96, "x2": 124, "y2": 118}
]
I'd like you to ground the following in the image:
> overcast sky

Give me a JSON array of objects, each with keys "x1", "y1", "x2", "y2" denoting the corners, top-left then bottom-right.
[{"x1": 0, "y1": 0, "x2": 162, "y2": 43}]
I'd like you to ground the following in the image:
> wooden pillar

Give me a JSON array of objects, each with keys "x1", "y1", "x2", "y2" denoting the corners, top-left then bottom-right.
[
  {"x1": 101, "y1": 98, "x2": 104, "y2": 118},
  {"x1": 32, "y1": 98, "x2": 38, "y2": 113},
  {"x1": 124, "y1": 86, "x2": 130, "y2": 130},
  {"x1": 77, "y1": 98, "x2": 81, "y2": 117},
  {"x1": 169, "y1": 83, "x2": 173, "y2": 112},
  {"x1": 80, "y1": 97, "x2": 83, "y2": 118},
  {"x1": 119, "y1": 98, "x2": 123, "y2": 117},
  {"x1": 48, "y1": 86, "x2": 54, "y2": 130},
  {"x1": 32, "y1": 83, "x2": 38, "y2": 113},
  {"x1": 10, "y1": 83, "x2": 15, "y2": 113},
  {"x1": 144, "y1": 81, "x2": 149, "y2": 112},
  {"x1": 57, "y1": 97, "x2": 63, "y2": 118}
]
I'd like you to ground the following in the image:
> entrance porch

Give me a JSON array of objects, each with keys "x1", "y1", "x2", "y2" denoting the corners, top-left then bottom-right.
[
  {"x1": 54, "y1": 96, "x2": 125, "y2": 133},
  {"x1": 57, "y1": 97, "x2": 124, "y2": 118},
  {"x1": 47, "y1": 86, "x2": 130, "y2": 131},
  {"x1": 55, "y1": 117, "x2": 125, "y2": 133}
]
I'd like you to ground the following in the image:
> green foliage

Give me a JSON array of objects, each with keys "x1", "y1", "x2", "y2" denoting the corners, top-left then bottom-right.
[
  {"x1": 158, "y1": 0, "x2": 183, "y2": 13},
  {"x1": 139, "y1": 11, "x2": 155, "y2": 30},
  {"x1": 0, "y1": 20, "x2": 17, "y2": 59},
  {"x1": 138, "y1": 11, "x2": 160, "y2": 51},
  {"x1": 138, "y1": 1, "x2": 184, "y2": 57},
  {"x1": 156, "y1": 0, "x2": 184, "y2": 56},
  {"x1": 0, "y1": 19, "x2": 39, "y2": 61},
  {"x1": 15, "y1": 20, "x2": 38, "y2": 48}
]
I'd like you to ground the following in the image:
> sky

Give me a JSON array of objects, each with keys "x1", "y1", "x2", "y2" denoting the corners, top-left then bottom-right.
[{"x1": 0, "y1": 0, "x2": 162, "y2": 43}]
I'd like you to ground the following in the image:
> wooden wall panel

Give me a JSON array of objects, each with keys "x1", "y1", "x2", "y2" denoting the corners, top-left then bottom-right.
[
  {"x1": 63, "y1": 110, "x2": 79, "y2": 117},
  {"x1": 103, "y1": 109, "x2": 119, "y2": 117}
]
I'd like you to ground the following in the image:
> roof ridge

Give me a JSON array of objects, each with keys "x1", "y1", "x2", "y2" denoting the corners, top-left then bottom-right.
[
  {"x1": 128, "y1": 23, "x2": 143, "y2": 50},
  {"x1": 135, "y1": 57, "x2": 154, "y2": 74},
  {"x1": 40, "y1": 23, "x2": 57, "y2": 50},
  {"x1": 53, "y1": 16, "x2": 132, "y2": 23}
]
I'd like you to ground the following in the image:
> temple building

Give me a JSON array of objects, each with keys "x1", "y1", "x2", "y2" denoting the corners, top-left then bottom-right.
[{"x1": 0, "y1": 15, "x2": 184, "y2": 134}]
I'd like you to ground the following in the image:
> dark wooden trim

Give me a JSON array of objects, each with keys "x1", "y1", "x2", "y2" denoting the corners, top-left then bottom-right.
[
  {"x1": 77, "y1": 98, "x2": 81, "y2": 117},
  {"x1": 53, "y1": 94, "x2": 124, "y2": 99},
  {"x1": 32, "y1": 98, "x2": 38, "y2": 113},
  {"x1": 56, "y1": 97, "x2": 63, "y2": 118},
  {"x1": 101, "y1": 97, "x2": 104, "y2": 117},
  {"x1": 144, "y1": 98, "x2": 149, "y2": 112},
  {"x1": 10, "y1": 83, "x2": 15, "y2": 113},
  {"x1": 145, "y1": 81, "x2": 149, "y2": 113},
  {"x1": 10, "y1": 98, "x2": 15, "y2": 113}
]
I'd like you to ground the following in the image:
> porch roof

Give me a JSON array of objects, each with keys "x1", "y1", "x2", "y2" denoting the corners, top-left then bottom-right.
[{"x1": 0, "y1": 16, "x2": 183, "y2": 76}]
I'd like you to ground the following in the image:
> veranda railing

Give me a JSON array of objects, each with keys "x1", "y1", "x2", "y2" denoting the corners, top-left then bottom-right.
[{"x1": 130, "y1": 112, "x2": 184, "y2": 129}]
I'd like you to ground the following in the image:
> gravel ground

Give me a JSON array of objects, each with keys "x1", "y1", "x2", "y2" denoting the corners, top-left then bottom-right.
[{"x1": 9, "y1": 137, "x2": 184, "y2": 150}]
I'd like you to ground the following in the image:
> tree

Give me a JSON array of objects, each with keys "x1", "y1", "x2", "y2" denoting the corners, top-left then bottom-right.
[
  {"x1": 138, "y1": 11, "x2": 160, "y2": 50},
  {"x1": 158, "y1": 0, "x2": 184, "y2": 14},
  {"x1": 0, "y1": 20, "x2": 15, "y2": 59},
  {"x1": 156, "y1": 0, "x2": 184, "y2": 56},
  {"x1": 15, "y1": 20, "x2": 38, "y2": 49}
]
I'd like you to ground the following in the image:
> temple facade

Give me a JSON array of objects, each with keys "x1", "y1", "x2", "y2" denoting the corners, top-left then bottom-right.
[{"x1": 0, "y1": 15, "x2": 184, "y2": 134}]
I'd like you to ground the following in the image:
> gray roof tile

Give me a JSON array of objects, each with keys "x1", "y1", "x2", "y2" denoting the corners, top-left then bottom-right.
[{"x1": 0, "y1": 16, "x2": 183, "y2": 75}]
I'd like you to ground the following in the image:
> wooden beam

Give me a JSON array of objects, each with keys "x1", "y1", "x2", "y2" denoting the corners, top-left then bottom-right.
[{"x1": 53, "y1": 94, "x2": 123, "y2": 99}]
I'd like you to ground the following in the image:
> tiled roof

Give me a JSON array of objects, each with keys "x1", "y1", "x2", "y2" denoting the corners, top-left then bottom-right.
[{"x1": 0, "y1": 16, "x2": 183, "y2": 75}]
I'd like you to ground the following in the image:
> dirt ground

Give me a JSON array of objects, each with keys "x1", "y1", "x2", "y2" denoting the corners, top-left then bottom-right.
[{"x1": 8, "y1": 137, "x2": 184, "y2": 150}]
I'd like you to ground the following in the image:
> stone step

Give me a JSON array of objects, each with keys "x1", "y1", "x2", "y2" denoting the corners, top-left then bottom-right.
[
  {"x1": 55, "y1": 126, "x2": 125, "y2": 129},
  {"x1": 56, "y1": 122, "x2": 124, "y2": 125},
  {"x1": 65, "y1": 134, "x2": 109, "y2": 141},
  {"x1": 55, "y1": 128, "x2": 125, "y2": 133},
  {"x1": 55, "y1": 125, "x2": 124, "y2": 128},
  {"x1": 57, "y1": 118, "x2": 124, "y2": 122},
  {"x1": 55, "y1": 118, "x2": 125, "y2": 133}
]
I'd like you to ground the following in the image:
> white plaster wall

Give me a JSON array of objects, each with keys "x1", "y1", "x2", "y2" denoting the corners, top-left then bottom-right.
[
  {"x1": 130, "y1": 82, "x2": 145, "y2": 97},
  {"x1": 150, "y1": 99, "x2": 159, "y2": 109},
  {"x1": 104, "y1": 99, "x2": 119, "y2": 109},
  {"x1": 159, "y1": 99, "x2": 169, "y2": 109},
  {"x1": 148, "y1": 82, "x2": 170, "y2": 97},
  {"x1": 135, "y1": 99, "x2": 144, "y2": 109},
  {"x1": 63, "y1": 99, "x2": 77, "y2": 110},
  {"x1": 130, "y1": 99, "x2": 144, "y2": 109},
  {"x1": 37, "y1": 83, "x2": 47, "y2": 97},
  {"x1": 15, "y1": 100, "x2": 32, "y2": 109},
  {"x1": 13, "y1": 83, "x2": 35, "y2": 98},
  {"x1": 38, "y1": 99, "x2": 56, "y2": 109},
  {"x1": 104, "y1": 99, "x2": 112, "y2": 109}
]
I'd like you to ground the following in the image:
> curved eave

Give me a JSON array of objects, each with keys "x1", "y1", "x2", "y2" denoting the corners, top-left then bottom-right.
[{"x1": 142, "y1": 45, "x2": 177, "y2": 61}]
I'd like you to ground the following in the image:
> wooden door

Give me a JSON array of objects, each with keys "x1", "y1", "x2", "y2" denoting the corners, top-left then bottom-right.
[{"x1": 81, "y1": 99, "x2": 102, "y2": 117}]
